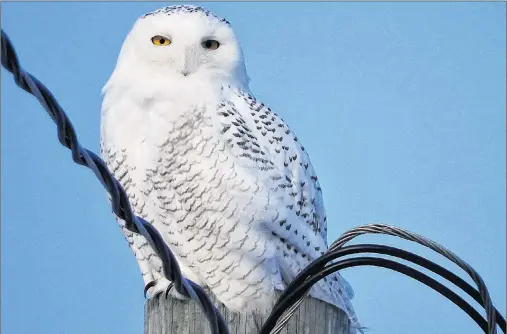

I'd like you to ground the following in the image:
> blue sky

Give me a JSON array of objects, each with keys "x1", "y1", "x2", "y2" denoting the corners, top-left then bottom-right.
[{"x1": 1, "y1": 2, "x2": 505, "y2": 334}]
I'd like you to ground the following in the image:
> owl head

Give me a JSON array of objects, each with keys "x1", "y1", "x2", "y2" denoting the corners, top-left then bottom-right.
[{"x1": 105, "y1": 5, "x2": 250, "y2": 94}]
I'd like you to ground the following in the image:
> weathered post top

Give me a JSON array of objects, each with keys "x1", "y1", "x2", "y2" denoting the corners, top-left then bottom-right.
[{"x1": 145, "y1": 290, "x2": 350, "y2": 334}]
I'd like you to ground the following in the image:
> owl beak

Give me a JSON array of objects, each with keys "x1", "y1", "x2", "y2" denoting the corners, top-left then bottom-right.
[{"x1": 180, "y1": 48, "x2": 195, "y2": 77}]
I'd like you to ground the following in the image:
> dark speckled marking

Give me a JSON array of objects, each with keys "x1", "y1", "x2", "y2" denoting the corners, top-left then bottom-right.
[{"x1": 141, "y1": 5, "x2": 231, "y2": 26}]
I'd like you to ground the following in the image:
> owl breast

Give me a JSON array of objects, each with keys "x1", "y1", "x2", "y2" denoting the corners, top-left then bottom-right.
[{"x1": 147, "y1": 100, "x2": 272, "y2": 229}]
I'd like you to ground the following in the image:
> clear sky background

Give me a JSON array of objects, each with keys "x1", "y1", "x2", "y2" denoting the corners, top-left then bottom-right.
[{"x1": 1, "y1": 2, "x2": 505, "y2": 334}]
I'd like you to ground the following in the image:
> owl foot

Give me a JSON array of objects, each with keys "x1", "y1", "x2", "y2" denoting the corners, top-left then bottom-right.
[{"x1": 143, "y1": 278, "x2": 175, "y2": 299}]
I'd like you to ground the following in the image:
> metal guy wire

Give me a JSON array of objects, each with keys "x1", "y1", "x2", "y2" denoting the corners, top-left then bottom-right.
[{"x1": 330, "y1": 224, "x2": 498, "y2": 334}]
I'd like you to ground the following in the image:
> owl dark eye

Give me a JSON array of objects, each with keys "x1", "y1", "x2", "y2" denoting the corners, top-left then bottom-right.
[{"x1": 202, "y1": 39, "x2": 220, "y2": 50}]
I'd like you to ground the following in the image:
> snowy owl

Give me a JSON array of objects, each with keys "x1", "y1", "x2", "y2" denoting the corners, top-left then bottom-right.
[{"x1": 100, "y1": 4, "x2": 360, "y2": 331}]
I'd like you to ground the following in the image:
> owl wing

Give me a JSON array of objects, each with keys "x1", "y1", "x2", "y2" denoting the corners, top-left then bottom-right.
[
  {"x1": 215, "y1": 87, "x2": 357, "y2": 308},
  {"x1": 227, "y1": 86, "x2": 358, "y2": 304},
  {"x1": 220, "y1": 87, "x2": 327, "y2": 245},
  {"x1": 216, "y1": 87, "x2": 329, "y2": 284}
]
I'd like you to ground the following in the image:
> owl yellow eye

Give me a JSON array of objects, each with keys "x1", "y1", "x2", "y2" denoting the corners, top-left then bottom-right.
[
  {"x1": 202, "y1": 39, "x2": 220, "y2": 50},
  {"x1": 151, "y1": 35, "x2": 171, "y2": 46}
]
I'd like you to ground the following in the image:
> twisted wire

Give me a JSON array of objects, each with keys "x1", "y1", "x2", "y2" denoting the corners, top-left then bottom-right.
[
  {"x1": 266, "y1": 224, "x2": 498, "y2": 334},
  {"x1": 266, "y1": 256, "x2": 492, "y2": 334},
  {"x1": 0, "y1": 29, "x2": 228, "y2": 334},
  {"x1": 264, "y1": 244, "x2": 505, "y2": 334},
  {"x1": 330, "y1": 224, "x2": 497, "y2": 334}
]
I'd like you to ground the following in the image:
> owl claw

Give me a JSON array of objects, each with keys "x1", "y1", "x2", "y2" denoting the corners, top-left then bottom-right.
[
  {"x1": 144, "y1": 281, "x2": 157, "y2": 299},
  {"x1": 164, "y1": 282, "x2": 188, "y2": 300},
  {"x1": 164, "y1": 282, "x2": 175, "y2": 299}
]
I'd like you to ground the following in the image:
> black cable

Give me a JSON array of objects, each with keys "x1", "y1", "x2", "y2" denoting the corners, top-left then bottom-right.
[
  {"x1": 262, "y1": 256, "x2": 490, "y2": 334},
  {"x1": 1, "y1": 29, "x2": 228, "y2": 334},
  {"x1": 330, "y1": 224, "x2": 498, "y2": 333},
  {"x1": 267, "y1": 244, "x2": 505, "y2": 333}
]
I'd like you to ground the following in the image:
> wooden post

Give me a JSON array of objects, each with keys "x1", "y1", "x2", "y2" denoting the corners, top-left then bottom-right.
[{"x1": 144, "y1": 289, "x2": 350, "y2": 334}]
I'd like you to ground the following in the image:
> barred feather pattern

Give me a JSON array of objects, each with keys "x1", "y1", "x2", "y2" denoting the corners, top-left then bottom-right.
[{"x1": 101, "y1": 85, "x2": 357, "y2": 327}]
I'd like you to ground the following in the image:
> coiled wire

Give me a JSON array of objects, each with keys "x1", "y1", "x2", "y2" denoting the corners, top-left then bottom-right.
[{"x1": 263, "y1": 225, "x2": 503, "y2": 334}]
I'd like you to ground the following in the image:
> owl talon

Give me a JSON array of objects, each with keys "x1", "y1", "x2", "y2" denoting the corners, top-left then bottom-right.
[
  {"x1": 164, "y1": 282, "x2": 175, "y2": 299},
  {"x1": 144, "y1": 281, "x2": 157, "y2": 298},
  {"x1": 164, "y1": 282, "x2": 188, "y2": 300}
]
